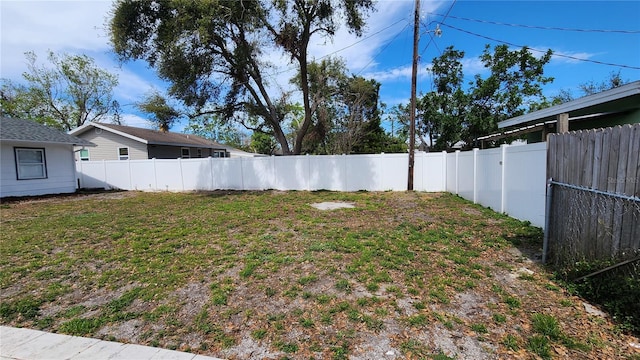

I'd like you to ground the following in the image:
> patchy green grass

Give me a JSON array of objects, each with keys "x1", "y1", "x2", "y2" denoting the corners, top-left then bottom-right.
[{"x1": 0, "y1": 191, "x2": 635, "y2": 359}]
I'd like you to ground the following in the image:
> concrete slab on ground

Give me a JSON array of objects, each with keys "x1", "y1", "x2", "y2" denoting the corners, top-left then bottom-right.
[{"x1": 0, "y1": 326, "x2": 223, "y2": 360}]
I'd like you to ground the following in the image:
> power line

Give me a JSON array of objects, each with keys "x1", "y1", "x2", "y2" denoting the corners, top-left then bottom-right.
[
  {"x1": 263, "y1": 17, "x2": 410, "y2": 82},
  {"x1": 419, "y1": 0, "x2": 456, "y2": 57},
  {"x1": 428, "y1": 13, "x2": 640, "y2": 34},
  {"x1": 441, "y1": 23, "x2": 640, "y2": 70},
  {"x1": 355, "y1": 21, "x2": 411, "y2": 75}
]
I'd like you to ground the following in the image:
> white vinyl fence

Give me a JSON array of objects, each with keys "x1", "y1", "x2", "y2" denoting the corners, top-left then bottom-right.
[{"x1": 76, "y1": 142, "x2": 547, "y2": 227}]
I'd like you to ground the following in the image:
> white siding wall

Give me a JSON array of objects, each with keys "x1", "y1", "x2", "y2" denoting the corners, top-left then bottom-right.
[
  {"x1": 74, "y1": 129, "x2": 148, "y2": 160},
  {"x1": 1, "y1": 141, "x2": 77, "y2": 197}
]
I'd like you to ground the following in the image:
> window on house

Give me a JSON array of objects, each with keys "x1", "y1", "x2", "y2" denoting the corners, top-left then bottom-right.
[
  {"x1": 79, "y1": 149, "x2": 90, "y2": 161},
  {"x1": 196, "y1": 148, "x2": 202, "y2": 158},
  {"x1": 118, "y1": 147, "x2": 129, "y2": 160},
  {"x1": 181, "y1": 147, "x2": 190, "y2": 158},
  {"x1": 213, "y1": 150, "x2": 226, "y2": 158},
  {"x1": 15, "y1": 148, "x2": 47, "y2": 180}
]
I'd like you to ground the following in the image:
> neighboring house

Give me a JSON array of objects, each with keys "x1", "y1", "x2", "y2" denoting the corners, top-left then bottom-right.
[
  {"x1": 0, "y1": 117, "x2": 95, "y2": 198},
  {"x1": 69, "y1": 122, "x2": 258, "y2": 161},
  {"x1": 480, "y1": 80, "x2": 640, "y2": 146}
]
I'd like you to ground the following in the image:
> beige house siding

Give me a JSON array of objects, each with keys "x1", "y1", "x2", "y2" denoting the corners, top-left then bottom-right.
[{"x1": 74, "y1": 129, "x2": 148, "y2": 160}]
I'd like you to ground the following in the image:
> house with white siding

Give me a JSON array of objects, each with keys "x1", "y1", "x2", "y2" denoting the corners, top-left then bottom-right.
[
  {"x1": 69, "y1": 122, "x2": 256, "y2": 161},
  {"x1": 0, "y1": 117, "x2": 94, "y2": 198}
]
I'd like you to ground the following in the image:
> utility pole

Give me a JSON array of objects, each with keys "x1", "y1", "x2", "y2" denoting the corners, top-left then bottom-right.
[{"x1": 407, "y1": 0, "x2": 420, "y2": 191}]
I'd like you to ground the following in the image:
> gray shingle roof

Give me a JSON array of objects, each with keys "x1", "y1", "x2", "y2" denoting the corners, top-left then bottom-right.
[
  {"x1": 89, "y1": 123, "x2": 228, "y2": 149},
  {"x1": 0, "y1": 117, "x2": 94, "y2": 146}
]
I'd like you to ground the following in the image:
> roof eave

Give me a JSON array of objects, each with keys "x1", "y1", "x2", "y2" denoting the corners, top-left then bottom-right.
[
  {"x1": 498, "y1": 80, "x2": 640, "y2": 129},
  {"x1": 70, "y1": 122, "x2": 149, "y2": 144}
]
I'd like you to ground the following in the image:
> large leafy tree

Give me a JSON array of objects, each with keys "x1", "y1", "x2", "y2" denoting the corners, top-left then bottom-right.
[
  {"x1": 109, "y1": 0, "x2": 374, "y2": 155},
  {"x1": 409, "y1": 44, "x2": 553, "y2": 150},
  {"x1": 464, "y1": 44, "x2": 553, "y2": 146},
  {"x1": 292, "y1": 58, "x2": 396, "y2": 154},
  {"x1": 0, "y1": 51, "x2": 120, "y2": 131}
]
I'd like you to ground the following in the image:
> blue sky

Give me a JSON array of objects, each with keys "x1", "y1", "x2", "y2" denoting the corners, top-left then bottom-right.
[{"x1": 1, "y1": 1, "x2": 639, "y2": 134}]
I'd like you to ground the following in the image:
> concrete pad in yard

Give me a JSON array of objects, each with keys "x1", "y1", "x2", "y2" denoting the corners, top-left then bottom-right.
[{"x1": 310, "y1": 202, "x2": 355, "y2": 210}]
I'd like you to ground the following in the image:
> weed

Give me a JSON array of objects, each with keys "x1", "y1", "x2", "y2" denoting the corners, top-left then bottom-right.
[
  {"x1": 59, "y1": 318, "x2": 104, "y2": 335},
  {"x1": 399, "y1": 339, "x2": 428, "y2": 357},
  {"x1": 406, "y1": 314, "x2": 428, "y2": 327},
  {"x1": 429, "y1": 288, "x2": 450, "y2": 304},
  {"x1": 316, "y1": 293, "x2": 334, "y2": 304},
  {"x1": 503, "y1": 295, "x2": 521, "y2": 309},
  {"x1": 0, "y1": 296, "x2": 42, "y2": 320},
  {"x1": 527, "y1": 335, "x2": 551, "y2": 359},
  {"x1": 471, "y1": 323, "x2": 488, "y2": 334},
  {"x1": 502, "y1": 334, "x2": 519, "y2": 351},
  {"x1": 211, "y1": 280, "x2": 234, "y2": 305},
  {"x1": 274, "y1": 340, "x2": 299, "y2": 353},
  {"x1": 335, "y1": 278, "x2": 351, "y2": 293},
  {"x1": 492, "y1": 313, "x2": 507, "y2": 324},
  {"x1": 531, "y1": 313, "x2": 561, "y2": 340},
  {"x1": 413, "y1": 301, "x2": 426, "y2": 310},
  {"x1": 559, "y1": 299, "x2": 573, "y2": 307},
  {"x1": 300, "y1": 318, "x2": 315, "y2": 328},
  {"x1": 298, "y1": 274, "x2": 318, "y2": 285}
]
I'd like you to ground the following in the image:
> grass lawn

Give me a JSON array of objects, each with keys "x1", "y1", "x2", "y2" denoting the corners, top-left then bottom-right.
[{"x1": 1, "y1": 191, "x2": 638, "y2": 359}]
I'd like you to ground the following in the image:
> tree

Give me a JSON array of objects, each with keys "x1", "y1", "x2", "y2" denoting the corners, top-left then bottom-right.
[
  {"x1": 109, "y1": 0, "x2": 374, "y2": 155},
  {"x1": 409, "y1": 44, "x2": 553, "y2": 150},
  {"x1": 0, "y1": 51, "x2": 119, "y2": 131},
  {"x1": 250, "y1": 131, "x2": 278, "y2": 155},
  {"x1": 416, "y1": 47, "x2": 467, "y2": 151},
  {"x1": 335, "y1": 75, "x2": 384, "y2": 154},
  {"x1": 136, "y1": 91, "x2": 182, "y2": 131},
  {"x1": 184, "y1": 115, "x2": 247, "y2": 150},
  {"x1": 551, "y1": 71, "x2": 629, "y2": 104},
  {"x1": 463, "y1": 45, "x2": 553, "y2": 147}
]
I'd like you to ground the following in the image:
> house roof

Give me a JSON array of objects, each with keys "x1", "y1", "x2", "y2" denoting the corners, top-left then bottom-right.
[
  {"x1": 498, "y1": 80, "x2": 640, "y2": 129},
  {"x1": 70, "y1": 122, "x2": 230, "y2": 149},
  {"x1": 0, "y1": 117, "x2": 95, "y2": 146}
]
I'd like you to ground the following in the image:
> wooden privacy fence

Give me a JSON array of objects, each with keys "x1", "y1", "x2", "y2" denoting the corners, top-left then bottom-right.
[{"x1": 545, "y1": 124, "x2": 640, "y2": 266}]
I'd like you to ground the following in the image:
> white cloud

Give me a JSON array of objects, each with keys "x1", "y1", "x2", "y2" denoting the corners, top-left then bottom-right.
[
  {"x1": 363, "y1": 65, "x2": 413, "y2": 82},
  {"x1": 1, "y1": 1, "x2": 113, "y2": 78},
  {"x1": 119, "y1": 113, "x2": 153, "y2": 129},
  {"x1": 550, "y1": 50, "x2": 598, "y2": 64}
]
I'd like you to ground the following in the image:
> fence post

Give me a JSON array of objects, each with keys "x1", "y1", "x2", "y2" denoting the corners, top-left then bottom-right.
[
  {"x1": 306, "y1": 154, "x2": 311, "y2": 191},
  {"x1": 473, "y1": 148, "x2": 479, "y2": 203},
  {"x1": 342, "y1": 154, "x2": 347, "y2": 191},
  {"x1": 543, "y1": 177, "x2": 553, "y2": 264},
  {"x1": 209, "y1": 157, "x2": 214, "y2": 190},
  {"x1": 500, "y1": 144, "x2": 508, "y2": 213},
  {"x1": 240, "y1": 157, "x2": 245, "y2": 190},
  {"x1": 178, "y1": 158, "x2": 184, "y2": 191},
  {"x1": 153, "y1": 158, "x2": 158, "y2": 191},
  {"x1": 455, "y1": 150, "x2": 460, "y2": 195},
  {"x1": 272, "y1": 155, "x2": 277, "y2": 190},
  {"x1": 128, "y1": 159, "x2": 133, "y2": 190},
  {"x1": 441, "y1": 151, "x2": 447, "y2": 192},
  {"x1": 102, "y1": 160, "x2": 108, "y2": 190}
]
